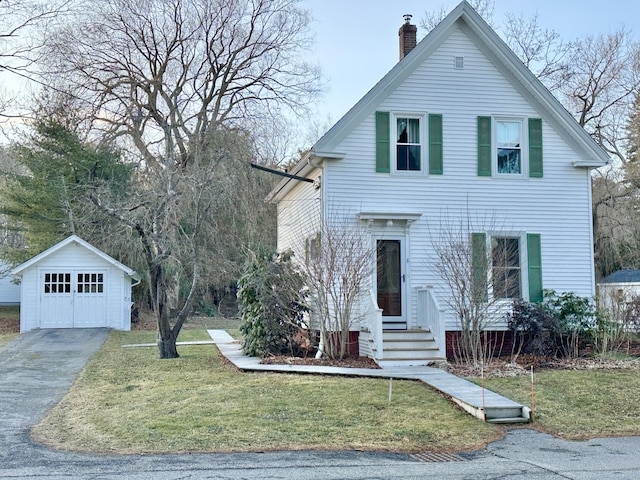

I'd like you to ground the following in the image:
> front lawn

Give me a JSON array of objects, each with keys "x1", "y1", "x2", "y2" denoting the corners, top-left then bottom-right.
[
  {"x1": 480, "y1": 365, "x2": 640, "y2": 438},
  {"x1": 32, "y1": 329, "x2": 500, "y2": 454}
]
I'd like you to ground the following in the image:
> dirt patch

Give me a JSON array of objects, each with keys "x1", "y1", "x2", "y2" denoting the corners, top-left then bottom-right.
[
  {"x1": 0, "y1": 317, "x2": 19, "y2": 335},
  {"x1": 261, "y1": 355, "x2": 381, "y2": 369}
]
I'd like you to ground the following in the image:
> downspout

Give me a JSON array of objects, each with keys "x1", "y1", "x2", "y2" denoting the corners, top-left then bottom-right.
[{"x1": 309, "y1": 152, "x2": 325, "y2": 359}]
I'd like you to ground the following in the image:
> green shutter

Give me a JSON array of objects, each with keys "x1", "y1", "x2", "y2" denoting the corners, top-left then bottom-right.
[
  {"x1": 375, "y1": 111, "x2": 390, "y2": 173},
  {"x1": 527, "y1": 234, "x2": 543, "y2": 302},
  {"x1": 529, "y1": 118, "x2": 543, "y2": 178},
  {"x1": 471, "y1": 232, "x2": 488, "y2": 303},
  {"x1": 428, "y1": 114, "x2": 443, "y2": 174},
  {"x1": 477, "y1": 116, "x2": 492, "y2": 176}
]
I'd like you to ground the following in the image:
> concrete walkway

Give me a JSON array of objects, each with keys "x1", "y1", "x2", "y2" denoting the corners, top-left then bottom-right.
[{"x1": 207, "y1": 330, "x2": 530, "y2": 423}]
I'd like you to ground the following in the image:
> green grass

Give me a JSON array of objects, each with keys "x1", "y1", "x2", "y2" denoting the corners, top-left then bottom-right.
[
  {"x1": 479, "y1": 367, "x2": 640, "y2": 438},
  {"x1": 32, "y1": 329, "x2": 501, "y2": 454}
]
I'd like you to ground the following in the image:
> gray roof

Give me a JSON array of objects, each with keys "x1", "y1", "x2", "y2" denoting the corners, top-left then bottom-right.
[{"x1": 600, "y1": 270, "x2": 640, "y2": 284}]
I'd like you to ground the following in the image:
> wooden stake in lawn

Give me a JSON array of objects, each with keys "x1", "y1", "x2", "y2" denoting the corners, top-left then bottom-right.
[
  {"x1": 481, "y1": 362, "x2": 486, "y2": 421},
  {"x1": 531, "y1": 366, "x2": 535, "y2": 422},
  {"x1": 388, "y1": 378, "x2": 393, "y2": 405}
]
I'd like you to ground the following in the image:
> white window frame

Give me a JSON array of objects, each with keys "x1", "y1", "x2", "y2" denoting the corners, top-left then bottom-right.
[
  {"x1": 391, "y1": 112, "x2": 426, "y2": 175},
  {"x1": 493, "y1": 117, "x2": 527, "y2": 177},
  {"x1": 489, "y1": 232, "x2": 529, "y2": 301}
]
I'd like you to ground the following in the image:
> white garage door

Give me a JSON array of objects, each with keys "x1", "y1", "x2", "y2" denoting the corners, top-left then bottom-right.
[{"x1": 39, "y1": 270, "x2": 108, "y2": 328}]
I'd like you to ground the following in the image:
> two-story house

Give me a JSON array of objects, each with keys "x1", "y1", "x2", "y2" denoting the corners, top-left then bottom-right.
[{"x1": 267, "y1": 1, "x2": 609, "y2": 365}]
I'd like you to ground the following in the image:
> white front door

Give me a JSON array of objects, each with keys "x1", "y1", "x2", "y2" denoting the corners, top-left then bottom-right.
[
  {"x1": 39, "y1": 270, "x2": 108, "y2": 328},
  {"x1": 376, "y1": 238, "x2": 407, "y2": 329}
]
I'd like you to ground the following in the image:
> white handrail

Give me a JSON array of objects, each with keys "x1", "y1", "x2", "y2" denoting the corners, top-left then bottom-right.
[
  {"x1": 368, "y1": 289, "x2": 384, "y2": 360},
  {"x1": 416, "y1": 286, "x2": 446, "y2": 359}
]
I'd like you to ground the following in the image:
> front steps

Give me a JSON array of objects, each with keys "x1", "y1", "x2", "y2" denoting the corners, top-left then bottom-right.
[{"x1": 371, "y1": 329, "x2": 445, "y2": 367}]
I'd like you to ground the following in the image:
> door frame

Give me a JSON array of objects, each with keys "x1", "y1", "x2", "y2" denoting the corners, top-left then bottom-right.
[{"x1": 374, "y1": 234, "x2": 407, "y2": 329}]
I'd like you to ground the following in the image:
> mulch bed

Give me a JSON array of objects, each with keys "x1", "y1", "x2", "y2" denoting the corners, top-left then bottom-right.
[
  {"x1": 441, "y1": 353, "x2": 640, "y2": 378},
  {"x1": 261, "y1": 354, "x2": 381, "y2": 369},
  {"x1": 0, "y1": 318, "x2": 19, "y2": 335}
]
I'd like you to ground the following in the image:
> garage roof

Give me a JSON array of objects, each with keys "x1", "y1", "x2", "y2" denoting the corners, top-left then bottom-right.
[{"x1": 11, "y1": 235, "x2": 140, "y2": 281}]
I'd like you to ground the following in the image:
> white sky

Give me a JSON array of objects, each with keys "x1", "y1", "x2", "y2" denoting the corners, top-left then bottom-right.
[{"x1": 301, "y1": 0, "x2": 638, "y2": 124}]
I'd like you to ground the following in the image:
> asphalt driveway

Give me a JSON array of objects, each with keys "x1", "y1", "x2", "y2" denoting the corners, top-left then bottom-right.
[
  {"x1": 2, "y1": 329, "x2": 640, "y2": 479},
  {"x1": 0, "y1": 328, "x2": 109, "y2": 456}
]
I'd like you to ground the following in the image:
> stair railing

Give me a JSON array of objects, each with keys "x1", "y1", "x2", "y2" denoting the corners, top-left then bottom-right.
[
  {"x1": 416, "y1": 286, "x2": 446, "y2": 359},
  {"x1": 367, "y1": 289, "x2": 384, "y2": 359}
]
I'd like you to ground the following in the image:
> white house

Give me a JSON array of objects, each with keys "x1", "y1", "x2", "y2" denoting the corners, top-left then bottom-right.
[
  {"x1": 597, "y1": 269, "x2": 640, "y2": 325},
  {"x1": 0, "y1": 262, "x2": 21, "y2": 305},
  {"x1": 11, "y1": 235, "x2": 140, "y2": 333},
  {"x1": 268, "y1": 2, "x2": 608, "y2": 364}
]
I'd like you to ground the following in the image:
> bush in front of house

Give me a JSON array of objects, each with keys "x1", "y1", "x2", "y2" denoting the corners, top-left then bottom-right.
[
  {"x1": 237, "y1": 249, "x2": 308, "y2": 357},
  {"x1": 508, "y1": 290, "x2": 603, "y2": 359}
]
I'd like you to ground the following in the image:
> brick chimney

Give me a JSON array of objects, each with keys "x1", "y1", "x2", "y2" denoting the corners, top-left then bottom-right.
[{"x1": 399, "y1": 14, "x2": 417, "y2": 60}]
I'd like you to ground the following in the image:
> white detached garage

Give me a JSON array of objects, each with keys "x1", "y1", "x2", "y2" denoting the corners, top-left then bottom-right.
[{"x1": 11, "y1": 235, "x2": 140, "y2": 333}]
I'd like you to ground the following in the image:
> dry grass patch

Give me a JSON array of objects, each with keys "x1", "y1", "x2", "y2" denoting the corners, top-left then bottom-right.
[
  {"x1": 0, "y1": 306, "x2": 20, "y2": 348},
  {"x1": 480, "y1": 366, "x2": 640, "y2": 438},
  {"x1": 33, "y1": 329, "x2": 501, "y2": 454}
]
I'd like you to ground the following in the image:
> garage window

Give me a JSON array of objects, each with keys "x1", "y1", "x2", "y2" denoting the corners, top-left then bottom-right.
[
  {"x1": 77, "y1": 273, "x2": 104, "y2": 293},
  {"x1": 44, "y1": 273, "x2": 71, "y2": 293}
]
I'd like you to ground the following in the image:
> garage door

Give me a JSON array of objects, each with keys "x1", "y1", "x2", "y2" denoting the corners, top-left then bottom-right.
[{"x1": 39, "y1": 270, "x2": 108, "y2": 328}]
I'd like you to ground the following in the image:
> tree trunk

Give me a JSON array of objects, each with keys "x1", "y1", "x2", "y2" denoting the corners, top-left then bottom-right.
[{"x1": 150, "y1": 261, "x2": 180, "y2": 359}]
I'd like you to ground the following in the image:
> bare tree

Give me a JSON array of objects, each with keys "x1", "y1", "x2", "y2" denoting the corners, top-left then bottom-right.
[
  {"x1": 420, "y1": 0, "x2": 495, "y2": 32},
  {"x1": 301, "y1": 212, "x2": 373, "y2": 360},
  {"x1": 41, "y1": 0, "x2": 319, "y2": 358},
  {"x1": 502, "y1": 12, "x2": 573, "y2": 92},
  {"x1": 0, "y1": 0, "x2": 67, "y2": 131},
  {"x1": 431, "y1": 212, "x2": 519, "y2": 366}
]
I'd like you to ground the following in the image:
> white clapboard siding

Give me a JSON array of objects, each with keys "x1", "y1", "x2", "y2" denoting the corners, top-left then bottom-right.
[
  {"x1": 306, "y1": 25, "x2": 597, "y2": 331},
  {"x1": 277, "y1": 167, "x2": 322, "y2": 259}
]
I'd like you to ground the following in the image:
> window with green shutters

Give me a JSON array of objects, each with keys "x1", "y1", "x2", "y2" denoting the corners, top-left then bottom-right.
[
  {"x1": 473, "y1": 233, "x2": 543, "y2": 302},
  {"x1": 375, "y1": 111, "x2": 443, "y2": 174},
  {"x1": 477, "y1": 116, "x2": 543, "y2": 177}
]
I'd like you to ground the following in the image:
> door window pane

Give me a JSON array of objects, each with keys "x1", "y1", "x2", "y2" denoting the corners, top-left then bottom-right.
[
  {"x1": 377, "y1": 240, "x2": 402, "y2": 316},
  {"x1": 77, "y1": 272, "x2": 104, "y2": 294},
  {"x1": 44, "y1": 272, "x2": 71, "y2": 294}
]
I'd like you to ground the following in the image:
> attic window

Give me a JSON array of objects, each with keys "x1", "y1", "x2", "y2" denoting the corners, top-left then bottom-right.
[{"x1": 454, "y1": 56, "x2": 464, "y2": 69}]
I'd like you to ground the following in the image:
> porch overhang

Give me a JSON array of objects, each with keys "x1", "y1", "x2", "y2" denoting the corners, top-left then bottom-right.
[{"x1": 358, "y1": 212, "x2": 423, "y2": 225}]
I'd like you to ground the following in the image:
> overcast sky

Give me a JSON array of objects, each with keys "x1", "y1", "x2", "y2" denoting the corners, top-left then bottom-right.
[{"x1": 300, "y1": 0, "x2": 639, "y2": 124}]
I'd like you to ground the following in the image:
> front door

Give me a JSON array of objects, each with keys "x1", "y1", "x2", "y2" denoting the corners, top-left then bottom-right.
[{"x1": 376, "y1": 239, "x2": 406, "y2": 329}]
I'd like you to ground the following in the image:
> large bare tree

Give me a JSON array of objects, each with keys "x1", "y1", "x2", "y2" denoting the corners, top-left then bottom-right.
[{"x1": 42, "y1": 0, "x2": 319, "y2": 357}]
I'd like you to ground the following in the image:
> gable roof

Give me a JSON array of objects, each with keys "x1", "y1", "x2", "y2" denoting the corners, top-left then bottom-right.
[
  {"x1": 268, "y1": 1, "x2": 610, "y2": 203},
  {"x1": 11, "y1": 234, "x2": 139, "y2": 280},
  {"x1": 600, "y1": 269, "x2": 640, "y2": 284}
]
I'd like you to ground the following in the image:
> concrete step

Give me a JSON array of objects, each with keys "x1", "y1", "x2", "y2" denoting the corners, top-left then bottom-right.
[
  {"x1": 381, "y1": 341, "x2": 438, "y2": 350},
  {"x1": 375, "y1": 358, "x2": 440, "y2": 367},
  {"x1": 486, "y1": 416, "x2": 531, "y2": 424},
  {"x1": 377, "y1": 347, "x2": 440, "y2": 360},
  {"x1": 383, "y1": 330, "x2": 434, "y2": 341}
]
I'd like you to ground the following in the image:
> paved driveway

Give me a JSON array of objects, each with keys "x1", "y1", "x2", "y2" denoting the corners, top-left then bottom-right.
[
  {"x1": 0, "y1": 328, "x2": 109, "y2": 458},
  {"x1": 2, "y1": 329, "x2": 640, "y2": 479}
]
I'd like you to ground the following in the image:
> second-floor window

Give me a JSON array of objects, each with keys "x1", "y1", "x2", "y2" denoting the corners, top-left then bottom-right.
[
  {"x1": 395, "y1": 116, "x2": 421, "y2": 171},
  {"x1": 496, "y1": 120, "x2": 522, "y2": 174}
]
